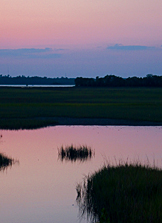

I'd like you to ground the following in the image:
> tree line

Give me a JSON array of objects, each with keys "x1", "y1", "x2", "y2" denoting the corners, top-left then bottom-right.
[
  {"x1": 75, "y1": 74, "x2": 162, "y2": 87},
  {"x1": 1, "y1": 74, "x2": 162, "y2": 87},
  {"x1": 0, "y1": 75, "x2": 75, "y2": 85}
]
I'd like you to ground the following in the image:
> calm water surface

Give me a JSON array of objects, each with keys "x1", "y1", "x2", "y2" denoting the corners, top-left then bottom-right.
[{"x1": 0, "y1": 126, "x2": 162, "y2": 223}]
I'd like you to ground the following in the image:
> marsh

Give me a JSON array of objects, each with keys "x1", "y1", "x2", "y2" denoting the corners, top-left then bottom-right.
[{"x1": 0, "y1": 126, "x2": 162, "y2": 223}]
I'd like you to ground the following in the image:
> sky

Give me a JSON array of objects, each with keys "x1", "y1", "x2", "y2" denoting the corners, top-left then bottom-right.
[{"x1": 0, "y1": 0, "x2": 162, "y2": 78}]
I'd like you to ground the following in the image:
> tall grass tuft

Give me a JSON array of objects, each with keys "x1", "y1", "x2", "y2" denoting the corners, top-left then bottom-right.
[
  {"x1": 0, "y1": 153, "x2": 15, "y2": 171},
  {"x1": 76, "y1": 162, "x2": 162, "y2": 223},
  {"x1": 58, "y1": 145, "x2": 93, "y2": 162}
]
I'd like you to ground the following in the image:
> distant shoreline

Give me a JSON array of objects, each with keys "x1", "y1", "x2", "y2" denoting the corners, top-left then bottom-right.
[
  {"x1": 0, "y1": 117, "x2": 162, "y2": 130},
  {"x1": 0, "y1": 84, "x2": 74, "y2": 88},
  {"x1": 49, "y1": 117, "x2": 162, "y2": 126}
]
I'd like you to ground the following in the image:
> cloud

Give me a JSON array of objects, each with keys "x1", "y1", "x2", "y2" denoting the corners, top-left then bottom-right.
[
  {"x1": 107, "y1": 44, "x2": 155, "y2": 51},
  {"x1": 0, "y1": 48, "x2": 61, "y2": 59},
  {"x1": 54, "y1": 48, "x2": 67, "y2": 51}
]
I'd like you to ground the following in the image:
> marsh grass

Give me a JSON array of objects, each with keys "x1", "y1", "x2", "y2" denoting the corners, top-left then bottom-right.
[
  {"x1": 0, "y1": 153, "x2": 15, "y2": 171},
  {"x1": 58, "y1": 145, "x2": 93, "y2": 162},
  {"x1": 0, "y1": 87, "x2": 162, "y2": 129},
  {"x1": 0, "y1": 118, "x2": 58, "y2": 130},
  {"x1": 76, "y1": 161, "x2": 162, "y2": 223}
]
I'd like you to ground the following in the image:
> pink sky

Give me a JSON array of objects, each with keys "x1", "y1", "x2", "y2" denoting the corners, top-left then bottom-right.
[{"x1": 0, "y1": 0, "x2": 162, "y2": 77}]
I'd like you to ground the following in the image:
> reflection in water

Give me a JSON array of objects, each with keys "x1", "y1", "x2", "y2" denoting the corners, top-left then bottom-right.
[
  {"x1": 76, "y1": 180, "x2": 96, "y2": 223},
  {"x1": 0, "y1": 126, "x2": 162, "y2": 223},
  {"x1": 0, "y1": 153, "x2": 17, "y2": 171},
  {"x1": 58, "y1": 145, "x2": 94, "y2": 162}
]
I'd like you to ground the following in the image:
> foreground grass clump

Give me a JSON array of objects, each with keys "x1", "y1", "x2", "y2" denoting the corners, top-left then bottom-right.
[
  {"x1": 76, "y1": 163, "x2": 162, "y2": 223},
  {"x1": 58, "y1": 145, "x2": 93, "y2": 162},
  {"x1": 0, "y1": 153, "x2": 14, "y2": 170}
]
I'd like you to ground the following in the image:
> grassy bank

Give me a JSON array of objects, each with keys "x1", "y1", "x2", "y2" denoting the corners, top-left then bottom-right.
[
  {"x1": 0, "y1": 118, "x2": 58, "y2": 130},
  {"x1": 76, "y1": 163, "x2": 162, "y2": 223},
  {"x1": 0, "y1": 87, "x2": 162, "y2": 129}
]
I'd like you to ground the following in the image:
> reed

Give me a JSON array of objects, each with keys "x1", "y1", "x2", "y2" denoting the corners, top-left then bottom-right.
[
  {"x1": 76, "y1": 162, "x2": 162, "y2": 223},
  {"x1": 0, "y1": 153, "x2": 14, "y2": 170},
  {"x1": 58, "y1": 145, "x2": 93, "y2": 162}
]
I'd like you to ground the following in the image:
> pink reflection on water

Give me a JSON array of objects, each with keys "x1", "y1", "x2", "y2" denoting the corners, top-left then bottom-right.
[{"x1": 0, "y1": 126, "x2": 162, "y2": 223}]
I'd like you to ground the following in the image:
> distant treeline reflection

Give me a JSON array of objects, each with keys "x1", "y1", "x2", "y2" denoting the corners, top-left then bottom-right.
[
  {"x1": 58, "y1": 145, "x2": 94, "y2": 162},
  {"x1": 75, "y1": 74, "x2": 162, "y2": 87}
]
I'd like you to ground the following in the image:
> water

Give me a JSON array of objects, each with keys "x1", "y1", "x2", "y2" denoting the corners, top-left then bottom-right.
[
  {"x1": 0, "y1": 85, "x2": 74, "y2": 87},
  {"x1": 0, "y1": 126, "x2": 162, "y2": 223}
]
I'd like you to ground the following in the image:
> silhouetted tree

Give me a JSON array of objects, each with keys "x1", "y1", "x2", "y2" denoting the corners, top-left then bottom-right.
[{"x1": 75, "y1": 74, "x2": 162, "y2": 87}]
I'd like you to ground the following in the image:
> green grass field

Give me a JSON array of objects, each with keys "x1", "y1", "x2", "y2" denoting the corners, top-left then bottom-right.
[{"x1": 0, "y1": 87, "x2": 162, "y2": 129}]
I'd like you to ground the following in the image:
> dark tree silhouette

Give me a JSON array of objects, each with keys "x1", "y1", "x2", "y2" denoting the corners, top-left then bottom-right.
[{"x1": 75, "y1": 74, "x2": 162, "y2": 87}]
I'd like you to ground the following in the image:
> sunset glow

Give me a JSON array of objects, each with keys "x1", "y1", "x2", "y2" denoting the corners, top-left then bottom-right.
[{"x1": 0, "y1": 0, "x2": 162, "y2": 77}]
